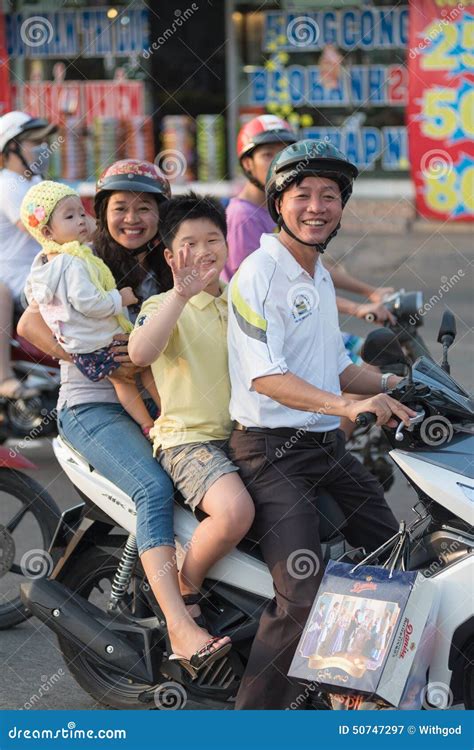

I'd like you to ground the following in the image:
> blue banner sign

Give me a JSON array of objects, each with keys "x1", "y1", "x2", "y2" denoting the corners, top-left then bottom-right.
[
  {"x1": 248, "y1": 65, "x2": 407, "y2": 107},
  {"x1": 6, "y1": 8, "x2": 149, "y2": 58},
  {"x1": 301, "y1": 127, "x2": 408, "y2": 171},
  {"x1": 264, "y1": 8, "x2": 409, "y2": 51}
]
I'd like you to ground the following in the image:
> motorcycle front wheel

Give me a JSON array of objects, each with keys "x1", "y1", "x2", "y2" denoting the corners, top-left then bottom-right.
[{"x1": 0, "y1": 469, "x2": 61, "y2": 629}]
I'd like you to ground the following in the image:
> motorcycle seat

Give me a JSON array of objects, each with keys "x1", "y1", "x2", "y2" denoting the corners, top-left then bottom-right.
[{"x1": 183, "y1": 487, "x2": 348, "y2": 563}]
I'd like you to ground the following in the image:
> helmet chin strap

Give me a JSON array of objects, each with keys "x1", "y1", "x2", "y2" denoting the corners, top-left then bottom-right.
[
  {"x1": 277, "y1": 216, "x2": 341, "y2": 253},
  {"x1": 129, "y1": 239, "x2": 157, "y2": 258},
  {"x1": 10, "y1": 143, "x2": 35, "y2": 176}
]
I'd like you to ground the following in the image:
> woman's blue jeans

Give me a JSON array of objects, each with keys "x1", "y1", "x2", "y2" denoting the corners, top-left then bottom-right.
[{"x1": 57, "y1": 403, "x2": 175, "y2": 554}]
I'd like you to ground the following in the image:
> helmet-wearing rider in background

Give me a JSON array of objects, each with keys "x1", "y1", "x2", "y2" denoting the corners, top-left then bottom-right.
[
  {"x1": 223, "y1": 115, "x2": 297, "y2": 281},
  {"x1": 225, "y1": 116, "x2": 396, "y2": 328},
  {"x1": 0, "y1": 111, "x2": 59, "y2": 398}
]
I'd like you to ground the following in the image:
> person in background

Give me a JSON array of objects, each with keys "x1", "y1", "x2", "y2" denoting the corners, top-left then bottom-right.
[
  {"x1": 223, "y1": 115, "x2": 298, "y2": 282},
  {"x1": 0, "y1": 111, "x2": 58, "y2": 398}
]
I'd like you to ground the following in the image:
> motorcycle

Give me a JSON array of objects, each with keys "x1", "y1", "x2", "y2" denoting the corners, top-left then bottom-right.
[
  {"x1": 349, "y1": 288, "x2": 432, "y2": 490},
  {"x1": 0, "y1": 331, "x2": 60, "y2": 444},
  {"x1": 20, "y1": 310, "x2": 473, "y2": 710},
  {"x1": 0, "y1": 445, "x2": 61, "y2": 629}
]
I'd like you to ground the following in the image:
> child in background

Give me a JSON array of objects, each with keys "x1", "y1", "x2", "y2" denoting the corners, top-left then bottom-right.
[
  {"x1": 129, "y1": 193, "x2": 254, "y2": 662},
  {"x1": 22, "y1": 180, "x2": 158, "y2": 438}
]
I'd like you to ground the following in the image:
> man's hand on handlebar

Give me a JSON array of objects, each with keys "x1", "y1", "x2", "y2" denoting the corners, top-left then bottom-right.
[
  {"x1": 355, "y1": 302, "x2": 397, "y2": 326},
  {"x1": 368, "y1": 287, "x2": 395, "y2": 304},
  {"x1": 346, "y1": 394, "x2": 417, "y2": 428}
]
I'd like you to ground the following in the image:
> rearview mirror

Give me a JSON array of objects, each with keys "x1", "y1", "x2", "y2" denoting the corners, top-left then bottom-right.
[
  {"x1": 360, "y1": 328, "x2": 407, "y2": 368},
  {"x1": 437, "y1": 310, "x2": 456, "y2": 346}
]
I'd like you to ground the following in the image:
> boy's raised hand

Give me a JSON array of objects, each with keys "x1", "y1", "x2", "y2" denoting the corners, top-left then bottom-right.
[{"x1": 171, "y1": 243, "x2": 218, "y2": 300}]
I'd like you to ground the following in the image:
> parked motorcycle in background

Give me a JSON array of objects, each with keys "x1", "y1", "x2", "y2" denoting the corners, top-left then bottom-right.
[
  {"x1": 0, "y1": 445, "x2": 61, "y2": 629},
  {"x1": 0, "y1": 331, "x2": 60, "y2": 445},
  {"x1": 349, "y1": 289, "x2": 432, "y2": 490}
]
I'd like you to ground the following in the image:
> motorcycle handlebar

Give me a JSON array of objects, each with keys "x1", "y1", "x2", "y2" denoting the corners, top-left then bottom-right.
[{"x1": 355, "y1": 411, "x2": 377, "y2": 427}]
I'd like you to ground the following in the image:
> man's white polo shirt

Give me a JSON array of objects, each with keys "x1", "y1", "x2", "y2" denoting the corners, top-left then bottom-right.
[{"x1": 228, "y1": 233, "x2": 352, "y2": 432}]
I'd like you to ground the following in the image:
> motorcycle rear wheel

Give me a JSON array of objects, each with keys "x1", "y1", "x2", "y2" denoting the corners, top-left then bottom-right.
[
  {"x1": 0, "y1": 469, "x2": 61, "y2": 629},
  {"x1": 56, "y1": 547, "x2": 162, "y2": 709}
]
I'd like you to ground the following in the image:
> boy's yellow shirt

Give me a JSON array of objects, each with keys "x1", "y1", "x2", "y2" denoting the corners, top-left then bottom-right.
[{"x1": 131, "y1": 284, "x2": 232, "y2": 452}]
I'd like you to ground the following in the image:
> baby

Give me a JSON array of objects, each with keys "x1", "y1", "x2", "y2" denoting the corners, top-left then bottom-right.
[{"x1": 22, "y1": 180, "x2": 158, "y2": 437}]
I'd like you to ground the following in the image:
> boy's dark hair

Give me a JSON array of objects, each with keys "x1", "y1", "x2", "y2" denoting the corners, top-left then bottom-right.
[{"x1": 159, "y1": 192, "x2": 227, "y2": 250}]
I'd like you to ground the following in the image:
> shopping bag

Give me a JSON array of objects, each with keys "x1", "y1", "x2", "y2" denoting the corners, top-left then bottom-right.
[{"x1": 288, "y1": 528, "x2": 436, "y2": 708}]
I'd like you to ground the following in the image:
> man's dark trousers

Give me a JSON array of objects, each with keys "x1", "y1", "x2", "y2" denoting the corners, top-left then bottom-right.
[{"x1": 228, "y1": 427, "x2": 399, "y2": 710}]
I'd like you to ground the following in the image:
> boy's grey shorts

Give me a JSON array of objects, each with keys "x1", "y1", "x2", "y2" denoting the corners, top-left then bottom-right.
[{"x1": 157, "y1": 440, "x2": 239, "y2": 511}]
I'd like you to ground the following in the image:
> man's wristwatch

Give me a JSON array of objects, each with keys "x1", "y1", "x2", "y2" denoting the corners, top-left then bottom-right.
[{"x1": 381, "y1": 372, "x2": 396, "y2": 393}]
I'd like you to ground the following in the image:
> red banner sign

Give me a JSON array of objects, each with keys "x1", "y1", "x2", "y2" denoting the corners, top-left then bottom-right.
[
  {"x1": 0, "y1": 13, "x2": 11, "y2": 116},
  {"x1": 407, "y1": 0, "x2": 474, "y2": 221},
  {"x1": 14, "y1": 81, "x2": 144, "y2": 125}
]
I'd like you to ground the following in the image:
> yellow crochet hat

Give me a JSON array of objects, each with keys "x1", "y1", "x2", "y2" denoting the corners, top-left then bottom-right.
[{"x1": 21, "y1": 181, "x2": 78, "y2": 244}]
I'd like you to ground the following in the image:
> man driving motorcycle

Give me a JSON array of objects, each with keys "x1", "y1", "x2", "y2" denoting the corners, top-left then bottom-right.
[{"x1": 227, "y1": 140, "x2": 416, "y2": 710}]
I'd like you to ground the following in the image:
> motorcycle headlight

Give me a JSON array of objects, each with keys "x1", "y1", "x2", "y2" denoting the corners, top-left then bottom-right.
[{"x1": 388, "y1": 291, "x2": 424, "y2": 327}]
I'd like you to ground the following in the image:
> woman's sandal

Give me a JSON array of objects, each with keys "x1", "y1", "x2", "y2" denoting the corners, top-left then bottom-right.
[
  {"x1": 182, "y1": 592, "x2": 207, "y2": 628},
  {"x1": 169, "y1": 636, "x2": 232, "y2": 678}
]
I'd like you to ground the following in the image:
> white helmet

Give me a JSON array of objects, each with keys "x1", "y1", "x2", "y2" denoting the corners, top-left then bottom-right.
[{"x1": 0, "y1": 111, "x2": 57, "y2": 153}]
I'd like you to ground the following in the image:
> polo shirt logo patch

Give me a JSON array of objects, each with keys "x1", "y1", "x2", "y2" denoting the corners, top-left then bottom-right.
[{"x1": 287, "y1": 283, "x2": 320, "y2": 323}]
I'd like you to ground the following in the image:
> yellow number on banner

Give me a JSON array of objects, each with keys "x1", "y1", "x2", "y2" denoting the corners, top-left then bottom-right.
[
  {"x1": 425, "y1": 171, "x2": 458, "y2": 213},
  {"x1": 460, "y1": 90, "x2": 474, "y2": 138},
  {"x1": 422, "y1": 22, "x2": 457, "y2": 70},
  {"x1": 460, "y1": 166, "x2": 474, "y2": 213},
  {"x1": 422, "y1": 89, "x2": 457, "y2": 139},
  {"x1": 461, "y1": 21, "x2": 474, "y2": 68}
]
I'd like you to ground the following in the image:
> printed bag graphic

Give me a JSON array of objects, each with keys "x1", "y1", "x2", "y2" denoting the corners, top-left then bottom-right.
[{"x1": 288, "y1": 560, "x2": 436, "y2": 708}]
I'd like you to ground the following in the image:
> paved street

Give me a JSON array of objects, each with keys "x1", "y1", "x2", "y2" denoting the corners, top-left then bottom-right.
[{"x1": 1, "y1": 227, "x2": 472, "y2": 710}]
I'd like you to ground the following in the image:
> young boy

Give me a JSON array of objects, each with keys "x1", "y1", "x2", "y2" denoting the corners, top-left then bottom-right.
[{"x1": 129, "y1": 193, "x2": 255, "y2": 623}]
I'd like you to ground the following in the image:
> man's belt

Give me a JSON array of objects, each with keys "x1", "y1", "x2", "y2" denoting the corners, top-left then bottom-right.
[{"x1": 234, "y1": 422, "x2": 338, "y2": 444}]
